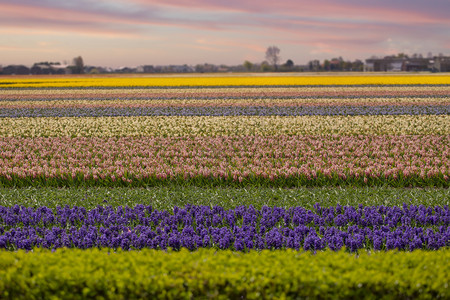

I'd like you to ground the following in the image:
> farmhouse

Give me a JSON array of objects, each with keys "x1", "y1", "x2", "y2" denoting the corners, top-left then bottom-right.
[{"x1": 365, "y1": 55, "x2": 450, "y2": 72}]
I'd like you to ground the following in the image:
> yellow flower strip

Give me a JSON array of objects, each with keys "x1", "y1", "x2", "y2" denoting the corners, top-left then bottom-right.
[
  {"x1": 1, "y1": 75, "x2": 450, "y2": 88},
  {"x1": 0, "y1": 115, "x2": 448, "y2": 137}
]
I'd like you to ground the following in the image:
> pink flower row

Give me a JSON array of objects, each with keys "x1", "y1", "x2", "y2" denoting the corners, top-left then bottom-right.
[
  {"x1": 1, "y1": 89, "x2": 449, "y2": 100},
  {"x1": 0, "y1": 136, "x2": 448, "y2": 184},
  {"x1": 1, "y1": 100, "x2": 447, "y2": 109}
]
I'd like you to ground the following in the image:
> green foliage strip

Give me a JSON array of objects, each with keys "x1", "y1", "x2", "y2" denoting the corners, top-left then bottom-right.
[
  {"x1": 0, "y1": 186, "x2": 449, "y2": 210},
  {"x1": 0, "y1": 248, "x2": 448, "y2": 299}
]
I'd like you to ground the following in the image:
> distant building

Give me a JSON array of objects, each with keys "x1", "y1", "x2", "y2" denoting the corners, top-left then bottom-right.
[
  {"x1": 169, "y1": 65, "x2": 194, "y2": 73},
  {"x1": 432, "y1": 56, "x2": 450, "y2": 72},
  {"x1": 365, "y1": 55, "x2": 450, "y2": 72},
  {"x1": 30, "y1": 63, "x2": 69, "y2": 75},
  {"x1": 136, "y1": 65, "x2": 155, "y2": 73},
  {"x1": 365, "y1": 57, "x2": 404, "y2": 72},
  {"x1": 2, "y1": 65, "x2": 30, "y2": 75},
  {"x1": 115, "y1": 66, "x2": 137, "y2": 73},
  {"x1": 403, "y1": 58, "x2": 430, "y2": 72},
  {"x1": 329, "y1": 59, "x2": 341, "y2": 71}
]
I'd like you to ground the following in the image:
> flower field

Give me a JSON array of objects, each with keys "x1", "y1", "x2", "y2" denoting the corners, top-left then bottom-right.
[
  {"x1": 0, "y1": 75, "x2": 449, "y2": 187},
  {"x1": 0, "y1": 74, "x2": 448, "y2": 298},
  {"x1": 0, "y1": 135, "x2": 449, "y2": 187},
  {"x1": 2, "y1": 204, "x2": 448, "y2": 251}
]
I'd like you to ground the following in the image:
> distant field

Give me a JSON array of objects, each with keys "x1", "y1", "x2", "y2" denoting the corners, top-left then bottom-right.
[{"x1": 0, "y1": 75, "x2": 449, "y2": 188}]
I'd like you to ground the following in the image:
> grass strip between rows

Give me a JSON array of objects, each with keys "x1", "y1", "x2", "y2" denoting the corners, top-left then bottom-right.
[
  {"x1": 0, "y1": 248, "x2": 448, "y2": 299},
  {"x1": 1, "y1": 186, "x2": 448, "y2": 210}
]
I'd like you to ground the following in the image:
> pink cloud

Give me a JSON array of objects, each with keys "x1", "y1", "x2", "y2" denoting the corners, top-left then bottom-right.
[
  {"x1": 1, "y1": 3, "x2": 133, "y2": 25},
  {"x1": 0, "y1": 0, "x2": 448, "y2": 66},
  {"x1": 131, "y1": 0, "x2": 450, "y2": 25},
  {"x1": 1, "y1": 1, "x2": 448, "y2": 40},
  {"x1": 0, "y1": 3, "x2": 151, "y2": 37},
  {"x1": 0, "y1": 2, "x2": 227, "y2": 36},
  {"x1": 194, "y1": 38, "x2": 266, "y2": 53}
]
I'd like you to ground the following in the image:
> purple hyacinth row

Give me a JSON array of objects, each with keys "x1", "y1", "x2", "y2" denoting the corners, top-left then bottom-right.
[
  {"x1": 1, "y1": 105, "x2": 449, "y2": 118},
  {"x1": 1, "y1": 204, "x2": 448, "y2": 252}
]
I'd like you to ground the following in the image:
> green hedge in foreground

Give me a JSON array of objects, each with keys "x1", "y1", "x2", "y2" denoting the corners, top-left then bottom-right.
[{"x1": 0, "y1": 249, "x2": 448, "y2": 299}]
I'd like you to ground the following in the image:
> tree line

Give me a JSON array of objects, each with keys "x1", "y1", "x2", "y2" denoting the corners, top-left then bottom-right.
[{"x1": 8, "y1": 47, "x2": 428, "y2": 75}]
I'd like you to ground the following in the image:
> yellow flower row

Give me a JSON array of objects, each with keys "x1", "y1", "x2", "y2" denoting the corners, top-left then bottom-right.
[
  {"x1": 1, "y1": 74, "x2": 450, "y2": 88},
  {"x1": 0, "y1": 115, "x2": 448, "y2": 137}
]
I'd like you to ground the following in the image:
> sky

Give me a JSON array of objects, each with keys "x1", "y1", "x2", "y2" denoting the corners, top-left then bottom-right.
[{"x1": 1, "y1": 0, "x2": 449, "y2": 68}]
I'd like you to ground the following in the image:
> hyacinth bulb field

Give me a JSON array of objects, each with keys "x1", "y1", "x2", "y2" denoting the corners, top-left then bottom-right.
[
  {"x1": 2, "y1": 204, "x2": 448, "y2": 252},
  {"x1": 1, "y1": 75, "x2": 450, "y2": 188},
  {"x1": 0, "y1": 74, "x2": 449, "y2": 299}
]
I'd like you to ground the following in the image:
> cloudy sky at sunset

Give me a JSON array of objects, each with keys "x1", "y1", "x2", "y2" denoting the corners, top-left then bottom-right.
[{"x1": 1, "y1": 0, "x2": 449, "y2": 68}]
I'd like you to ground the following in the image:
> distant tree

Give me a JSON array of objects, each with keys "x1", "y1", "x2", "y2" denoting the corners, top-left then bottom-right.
[
  {"x1": 341, "y1": 60, "x2": 350, "y2": 71},
  {"x1": 279, "y1": 59, "x2": 294, "y2": 72},
  {"x1": 260, "y1": 61, "x2": 271, "y2": 72},
  {"x1": 338, "y1": 57, "x2": 345, "y2": 71},
  {"x1": 195, "y1": 64, "x2": 205, "y2": 73},
  {"x1": 284, "y1": 59, "x2": 294, "y2": 68},
  {"x1": 72, "y1": 56, "x2": 84, "y2": 74},
  {"x1": 265, "y1": 46, "x2": 280, "y2": 71},
  {"x1": 351, "y1": 60, "x2": 364, "y2": 72},
  {"x1": 323, "y1": 59, "x2": 330, "y2": 71},
  {"x1": 243, "y1": 60, "x2": 254, "y2": 72},
  {"x1": 308, "y1": 60, "x2": 320, "y2": 72}
]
